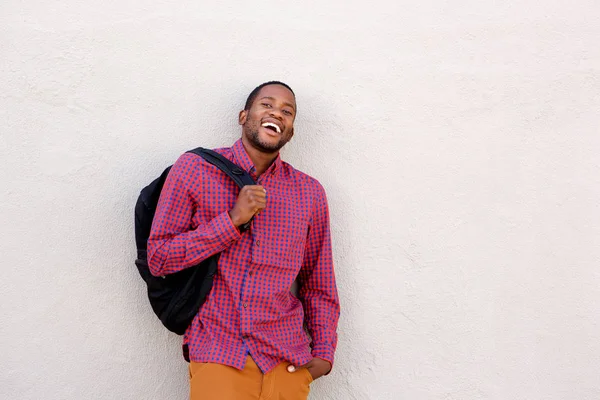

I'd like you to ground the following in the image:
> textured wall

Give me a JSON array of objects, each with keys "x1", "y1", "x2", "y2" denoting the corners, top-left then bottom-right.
[{"x1": 2, "y1": 1, "x2": 600, "y2": 399}]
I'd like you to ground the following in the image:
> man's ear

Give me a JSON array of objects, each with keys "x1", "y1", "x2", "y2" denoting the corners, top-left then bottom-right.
[
  {"x1": 290, "y1": 127, "x2": 294, "y2": 139},
  {"x1": 239, "y1": 110, "x2": 247, "y2": 125}
]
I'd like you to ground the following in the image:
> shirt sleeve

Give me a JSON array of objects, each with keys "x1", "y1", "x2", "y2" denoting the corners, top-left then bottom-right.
[
  {"x1": 297, "y1": 182, "x2": 340, "y2": 369},
  {"x1": 147, "y1": 153, "x2": 241, "y2": 276}
]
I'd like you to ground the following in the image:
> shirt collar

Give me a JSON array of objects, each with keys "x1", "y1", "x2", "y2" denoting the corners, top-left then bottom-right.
[{"x1": 231, "y1": 139, "x2": 283, "y2": 176}]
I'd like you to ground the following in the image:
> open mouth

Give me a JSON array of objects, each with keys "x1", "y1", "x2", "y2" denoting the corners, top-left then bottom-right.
[{"x1": 261, "y1": 122, "x2": 282, "y2": 134}]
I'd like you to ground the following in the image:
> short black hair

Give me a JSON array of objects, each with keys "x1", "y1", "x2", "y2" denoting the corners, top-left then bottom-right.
[{"x1": 244, "y1": 81, "x2": 295, "y2": 111}]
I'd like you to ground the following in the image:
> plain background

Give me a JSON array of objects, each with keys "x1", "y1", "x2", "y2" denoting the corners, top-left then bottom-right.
[{"x1": 1, "y1": 1, "x2": 599, "y2": 399}]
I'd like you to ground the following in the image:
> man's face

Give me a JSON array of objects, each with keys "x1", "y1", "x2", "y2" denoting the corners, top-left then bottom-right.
[{"x1": 239, "y1": 84, "x2": 296, "y2": 153}]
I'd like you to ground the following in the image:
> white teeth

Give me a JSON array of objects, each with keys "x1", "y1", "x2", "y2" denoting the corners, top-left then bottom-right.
[{"x1": 262, "y1": 122, "x2": 281, "y2": 133}]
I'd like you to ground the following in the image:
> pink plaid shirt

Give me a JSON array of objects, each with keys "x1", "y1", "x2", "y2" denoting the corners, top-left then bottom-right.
[{"x1": 147, "y1": 139, "x2": 339, "y2": 373}]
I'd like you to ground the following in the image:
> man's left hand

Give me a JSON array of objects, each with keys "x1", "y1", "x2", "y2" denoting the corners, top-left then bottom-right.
[{"x1": 287, "y1": 357, "x2": 331, "y2": 381}]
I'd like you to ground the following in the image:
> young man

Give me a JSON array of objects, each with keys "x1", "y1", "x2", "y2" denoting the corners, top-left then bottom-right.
[{"x1": 147, "y1": 81, "x2": 340, "y2": 400}]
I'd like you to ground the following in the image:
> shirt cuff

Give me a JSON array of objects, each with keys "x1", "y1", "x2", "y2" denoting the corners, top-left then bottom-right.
[
  {"x1": 312, "y1": 346, "x2": 335, "y2": 374},
  {"x1": 207, "y1": 210, "x2": 242, "y2": 245}
]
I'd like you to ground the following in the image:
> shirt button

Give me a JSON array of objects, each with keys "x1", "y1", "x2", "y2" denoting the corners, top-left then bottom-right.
[
  {"x1": 243, "y1": 303, "x2": 248, "y2": 308},
  {"x1": 249, "y1": 271, "x2": 253, "y2": 277},
  {"x1": 256, "y1": 240, "x2": 260, "y2": 246}
]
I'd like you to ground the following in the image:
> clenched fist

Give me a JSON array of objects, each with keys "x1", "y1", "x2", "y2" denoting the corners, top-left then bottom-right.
[{"x1": 228, "y1": 185, "x2": 267, "y2": 227}]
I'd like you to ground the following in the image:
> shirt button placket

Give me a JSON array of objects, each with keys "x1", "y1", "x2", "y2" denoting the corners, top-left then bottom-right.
[
  {"x1": 243, "y1": 211, "x2": 261, "y2": 350},
  {"x1": 241, "y1": 257, "x2": 251, "y2": 344}
]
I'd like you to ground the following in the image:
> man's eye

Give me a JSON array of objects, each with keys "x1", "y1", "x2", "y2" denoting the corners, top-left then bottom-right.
[
  {"x1": 283, "y1": 110, "x2": 293, "y2": 116},
  {"x1": 261, "y1": 103, "x2": 272, "y2": 108}
]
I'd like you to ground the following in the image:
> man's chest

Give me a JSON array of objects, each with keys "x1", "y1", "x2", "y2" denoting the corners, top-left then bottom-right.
[{"x1": 190, "y1": 170, "x2": 312, "y2": 266}]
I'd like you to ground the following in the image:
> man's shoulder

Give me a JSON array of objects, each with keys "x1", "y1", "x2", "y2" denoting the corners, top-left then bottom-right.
[
  {"x1": 281, "y1": 161, "x2": 327, "y2": 196},
  {"x1": 210, "y1": 145, "x2": 234, "y2": 158},
  {"x1": 174, "y1": 146, "x2": 234, "y2": 166}
]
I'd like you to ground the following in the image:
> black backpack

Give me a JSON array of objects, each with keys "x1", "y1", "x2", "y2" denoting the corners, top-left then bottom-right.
[{"x1": 134, "y1": 147, "x2": 255, "y2": 335}]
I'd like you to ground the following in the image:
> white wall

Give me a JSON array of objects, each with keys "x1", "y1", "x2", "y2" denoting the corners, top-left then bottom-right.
[{"x1": 2, "y1": 1, "x2": 599, "y2": 399}]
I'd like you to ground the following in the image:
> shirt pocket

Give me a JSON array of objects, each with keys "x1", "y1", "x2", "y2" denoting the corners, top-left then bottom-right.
[
  {"x1": 253, "y1": 211, "x2": 307, "y2": 271},
  {"x1": 253, "y1": 184, "x2": 311, "y2": 270},
  {"x1": 265, "y1": 215, "x2": 308, "y2": 268}
]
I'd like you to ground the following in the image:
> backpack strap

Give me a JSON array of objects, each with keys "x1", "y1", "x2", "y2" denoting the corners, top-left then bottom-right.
[
  {"x1": 186, "y1": 147, "x2": 256, "y2": 230},
  {"x1": 187, "y1": 147, "x2": 256, "y2": 188}
]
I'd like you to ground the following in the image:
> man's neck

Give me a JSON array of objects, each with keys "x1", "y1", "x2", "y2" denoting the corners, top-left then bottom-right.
[{"x1": 240, "y1": 136, "x2": 279, "y2": 177}]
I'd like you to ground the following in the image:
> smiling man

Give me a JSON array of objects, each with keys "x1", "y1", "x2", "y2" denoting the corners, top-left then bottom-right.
[{"x1": 147, "y1": 81, "x2": 340, "y2": 400}]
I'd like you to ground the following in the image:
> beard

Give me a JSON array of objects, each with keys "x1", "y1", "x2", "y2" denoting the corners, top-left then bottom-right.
[{"x1": 244, "y1": 119, "x2": 291, "y2": 153}]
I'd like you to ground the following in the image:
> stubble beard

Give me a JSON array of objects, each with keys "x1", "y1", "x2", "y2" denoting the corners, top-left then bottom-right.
[{"x1": 245, "y1": 120, "x2": 291, "y2": 153}]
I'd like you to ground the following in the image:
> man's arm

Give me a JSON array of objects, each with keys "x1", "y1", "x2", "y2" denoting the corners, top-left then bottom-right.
[
  {"x1": 297, "y1": 182, "x2": 340, "y2": 372},
  {"x1": 147, "y1": 153, "x2": 242, "y2": 277}
]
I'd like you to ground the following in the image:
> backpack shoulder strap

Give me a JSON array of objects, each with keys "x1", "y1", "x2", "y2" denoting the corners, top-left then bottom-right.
[
  {"x1": 186, "y1": 147, "x2": 256, "y2": 231},
  {"x1": 186, "y1": 147, "x2": 256, "y2": 188}
]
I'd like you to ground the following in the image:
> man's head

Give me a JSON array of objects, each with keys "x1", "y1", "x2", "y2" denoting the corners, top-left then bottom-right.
[{"x1": 239, "y1": 81, "x2": 296, "y2": 154}]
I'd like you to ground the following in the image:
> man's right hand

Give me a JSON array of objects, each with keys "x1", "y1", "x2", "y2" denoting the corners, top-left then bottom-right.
[{"x1": 228, "y1": 185, "x2": 266, "y2": 227}]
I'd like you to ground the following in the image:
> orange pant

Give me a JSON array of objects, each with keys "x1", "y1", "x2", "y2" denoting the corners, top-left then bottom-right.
[{"x1": 189, "y1": 356, "x2": 312, "y2": 400}]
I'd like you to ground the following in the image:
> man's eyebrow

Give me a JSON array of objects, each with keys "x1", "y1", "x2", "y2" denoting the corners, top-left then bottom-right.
[{"x1": 259, "y1": 96, "x2": 296, "y2": 111}]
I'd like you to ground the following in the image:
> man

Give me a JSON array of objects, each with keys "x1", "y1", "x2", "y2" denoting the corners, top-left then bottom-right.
[{"x1": 147, "y1": 81, "x2": 340, "y2": 400}]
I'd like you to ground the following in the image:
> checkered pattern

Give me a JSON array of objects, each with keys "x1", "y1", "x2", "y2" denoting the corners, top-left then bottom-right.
[{"x1": 147, "y1": 139, "x2": 340, "y2": 373}]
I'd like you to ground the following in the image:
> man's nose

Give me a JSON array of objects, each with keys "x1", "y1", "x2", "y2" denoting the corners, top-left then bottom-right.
[{"x1": 269, "y1": 108, "x2": 283, "y2": 120}]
